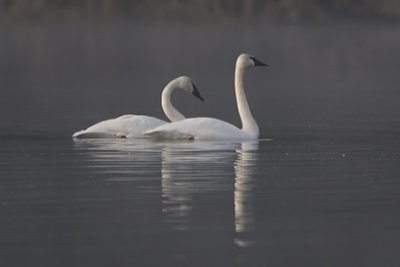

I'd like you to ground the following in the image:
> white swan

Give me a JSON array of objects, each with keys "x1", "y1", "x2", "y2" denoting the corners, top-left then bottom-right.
[
  {"x1": 72, "y1": 76, "x2": 204, "y2": 139},
  {"x1": 145, "y1": 53, "x2": 267, "y2": 141}
]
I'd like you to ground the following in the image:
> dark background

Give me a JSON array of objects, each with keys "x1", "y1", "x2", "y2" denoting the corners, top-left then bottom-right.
[
  {"x1": 1, "y1": 0, "x2": 400, "y2": 137},
  {"x1": 1, "y1": 0, "x2": 400, "y2": 20}
]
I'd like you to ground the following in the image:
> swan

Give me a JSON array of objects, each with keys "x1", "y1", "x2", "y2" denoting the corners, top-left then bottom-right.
[
  {"x1": 72, "y1": 76, "x2": 204, "y2": 139},
  {"x1": 145, "y1": 53, "x2": 267, "y2": 141}
]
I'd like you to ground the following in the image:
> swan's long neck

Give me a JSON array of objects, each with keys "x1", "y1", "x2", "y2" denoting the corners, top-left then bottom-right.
[
  {"x1": 162, "y1": 82, "x2": 185, "y2": 122},
  {"x1": 235, "y1": 64, "x2": 259, "y2": 138}
]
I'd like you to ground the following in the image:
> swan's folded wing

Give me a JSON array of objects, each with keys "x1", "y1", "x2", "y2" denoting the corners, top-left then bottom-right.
[
  {"x1": 144, "y1": 129, "x2": 194, "y2": 140},
  {"x1": 72, "y1": 130, "x2": 126, "y2": 139}
]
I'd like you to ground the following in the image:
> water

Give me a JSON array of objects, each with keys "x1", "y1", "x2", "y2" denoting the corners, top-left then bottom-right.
[
  {"x1": 1, "y1": 133, "x2": 399, "y2": 266},
  {"x1": 1, "y1": 19, "x2": 400, "y2": 266}
]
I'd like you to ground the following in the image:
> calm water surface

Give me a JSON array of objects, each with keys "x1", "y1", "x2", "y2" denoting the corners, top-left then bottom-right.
[
  {"x1": 1, "y1": 128, "x2": 399, "y2": 266},
  {"x1": 1, "y1": 19, "x2": 400, "y2": 266}
]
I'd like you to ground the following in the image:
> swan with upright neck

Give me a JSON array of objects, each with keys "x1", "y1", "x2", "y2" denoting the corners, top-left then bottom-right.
[
  {"x1": 72, "y1": 76, "x2": 204, "y2": 139},
  {"x1": 145, "y1": 53, "x2": 267, "y2": 141}
]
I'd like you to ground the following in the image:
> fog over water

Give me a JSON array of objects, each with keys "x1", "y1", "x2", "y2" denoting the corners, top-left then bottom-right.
[{"x1": 1, "y1": 19, "x2": 399, "y2": 137}]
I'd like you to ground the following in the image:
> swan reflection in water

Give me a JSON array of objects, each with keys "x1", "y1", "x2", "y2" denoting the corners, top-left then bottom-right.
[
  {"x1": 72, "y1": 138, "x2": 163, "y2": 180},
  {"x1": 73, "y1": 138, "x2": 259, "y2": 247},
  {"x1": 160, "y1": 141, "x2": 259, "y2": 247},
  {"x1": 233, "y1": 141, "x2": 258, "y2": 247},
  {"x1": 160, "y1": 141, "x2": 238, "y2": 231}
]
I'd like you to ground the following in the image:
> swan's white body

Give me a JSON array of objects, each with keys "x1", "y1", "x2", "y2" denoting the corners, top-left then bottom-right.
[
  {"x1": 72, "y1": 76, "x2": 203, "y2": 139},
  {"x1": 72, "y1": 114, "x2": 166, "y2": 138},
  {"x1": 145, "y1": 117, "x2": 251, "y2": 140},
  {"x1": 145, "y1": 54, "x2": 267, "y2": 141}
]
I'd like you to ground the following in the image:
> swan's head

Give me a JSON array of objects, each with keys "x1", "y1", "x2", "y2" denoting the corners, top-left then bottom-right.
[
  {"x1": 237, "y1": 53, "x2": 268, "y2": 68},
  {"x1": 175, "y1": 76, "x2": 204, "y2": 101}
]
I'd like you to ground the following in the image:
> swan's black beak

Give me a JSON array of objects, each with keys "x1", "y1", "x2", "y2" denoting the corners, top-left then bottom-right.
[
  {"x1": 250, "y1": 56, "x2": 268, "y2": 67},
  {"x1": 192, "y1": 83, "x2": 205, "y2": 101}
]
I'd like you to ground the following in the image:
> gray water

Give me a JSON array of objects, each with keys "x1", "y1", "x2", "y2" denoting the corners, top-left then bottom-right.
[{"x1": 1, "y1": 19, "x2": 400, "y2": 266}]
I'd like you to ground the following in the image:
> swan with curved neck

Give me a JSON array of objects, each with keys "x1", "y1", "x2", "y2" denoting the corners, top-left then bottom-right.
[
  {"x1": 145, "y1": 53, "x2": 267, "y2": 141},
  {"x1": 72, "y1": 76, "x2": 204, "y2": 139}
]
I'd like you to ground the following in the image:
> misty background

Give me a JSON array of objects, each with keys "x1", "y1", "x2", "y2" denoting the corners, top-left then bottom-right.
[
  {"x1": 1, "y1": 0, "x2": 400, "y2": 20},
  {"x1": 0, "y1": 0, "x2": 399, "y2": 137}
]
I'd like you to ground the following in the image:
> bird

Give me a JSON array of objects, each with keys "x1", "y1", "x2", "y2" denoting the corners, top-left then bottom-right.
[
  {"x1": 145, "y1": 53, "x2": 267, "y2": 141},
  {"x1": 72, "y1": 76, "x2": 204, "y2": 139}
]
